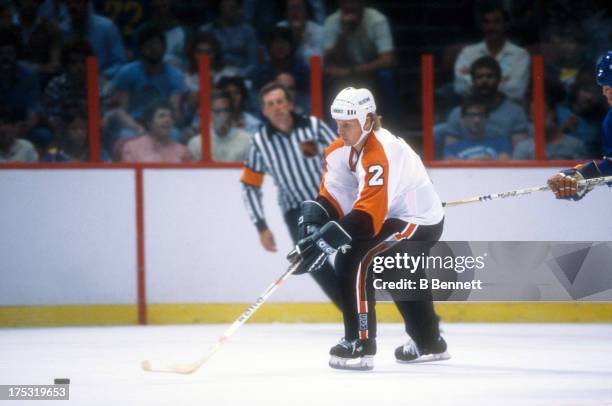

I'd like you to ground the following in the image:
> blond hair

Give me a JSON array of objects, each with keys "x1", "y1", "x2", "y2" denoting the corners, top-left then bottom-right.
[{"x1": 368, "y1": 113, "x2": 382, "y2": 131}]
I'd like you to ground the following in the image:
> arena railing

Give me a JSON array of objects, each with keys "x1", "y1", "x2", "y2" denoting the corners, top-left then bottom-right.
[{"x1": 2, "y1": 54, "x2": 579, "y2": 169}]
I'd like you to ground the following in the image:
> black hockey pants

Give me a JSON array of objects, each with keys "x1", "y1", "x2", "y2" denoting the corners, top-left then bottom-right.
[{"x1": 334, "y1": 217, "x2": 444, "y2": 347}]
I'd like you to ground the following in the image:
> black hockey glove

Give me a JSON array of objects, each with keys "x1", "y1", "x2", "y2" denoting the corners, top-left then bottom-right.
[
  {"x1": 287, "y1": 221, "x2": 351, "y2": 275},
  {"x1": 297, "y1": 200, "x2": 330, "y2": 240}
]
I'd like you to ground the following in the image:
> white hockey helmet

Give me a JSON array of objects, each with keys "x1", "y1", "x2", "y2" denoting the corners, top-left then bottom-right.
[{"x1": 330, "y1": 87, "x2": 377, "y2": 131}]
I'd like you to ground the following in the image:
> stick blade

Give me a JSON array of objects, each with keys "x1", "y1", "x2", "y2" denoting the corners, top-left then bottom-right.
[{"x1": 141, "y1": 359, "x2": 201, "y2": 374}]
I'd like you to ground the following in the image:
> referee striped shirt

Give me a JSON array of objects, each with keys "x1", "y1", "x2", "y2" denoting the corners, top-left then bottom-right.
[{"x1": 240, "y1": 113, "x2": 336, "y2": 231}]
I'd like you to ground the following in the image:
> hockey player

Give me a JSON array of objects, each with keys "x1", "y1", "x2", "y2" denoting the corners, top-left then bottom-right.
[
  {"x1": 547, "y1": 51, "x2": 612, "y2": 198},
  {"x1": 287, "y1": 87, "x2": 450, "y2": 370}
]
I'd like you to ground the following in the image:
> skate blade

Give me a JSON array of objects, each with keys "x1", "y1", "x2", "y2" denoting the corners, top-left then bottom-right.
[
  {"x1": 396, "y1": 351, "x2": 451, "y2": 364},
  {"x1": 329, "y1": 355, "x2": 374, "y2": 371}
]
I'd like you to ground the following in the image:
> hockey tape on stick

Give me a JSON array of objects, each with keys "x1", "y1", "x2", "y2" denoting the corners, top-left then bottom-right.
[{"x1": 442, "y1": 175, "x2": 612, "y2": 207}]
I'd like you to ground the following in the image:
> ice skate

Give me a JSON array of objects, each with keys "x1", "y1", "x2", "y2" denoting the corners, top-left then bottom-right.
[
  {"x1": 395, "y1": 336, "x2": 450, "y2": 363},
  {"x1": 328, "y1": 338, "x2": 376, "y2": 371}
]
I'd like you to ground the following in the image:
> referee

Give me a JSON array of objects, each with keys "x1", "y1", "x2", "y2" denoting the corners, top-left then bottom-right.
[{"x1": 240, "y1": 82, "x2": 343, "y2": 309}]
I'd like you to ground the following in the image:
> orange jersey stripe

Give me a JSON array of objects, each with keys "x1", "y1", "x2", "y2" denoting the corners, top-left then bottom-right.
[
  {"x1": 319, "y1": 138, "x2": 346, "y2": 217},
  {"x1": 353, "y1": 135, "x2": 389, "y2": 235},
  {"x1": 240, "y1": 167, "x2": 265, "y2": 187}
]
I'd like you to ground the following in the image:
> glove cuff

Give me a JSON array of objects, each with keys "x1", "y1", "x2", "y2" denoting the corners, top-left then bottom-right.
[
  {"x1": 559, "y1": 161, "x2": 604, "y2": 200},
  {"x1": 299, "y1": 200, "x2": 329, "y2": 225},
  {"x1": 316, "y1": 221, "x2": 352, "y2": 254},
  {"x1": 298, "y1": 200, "x2": 331, "y2": 240}
]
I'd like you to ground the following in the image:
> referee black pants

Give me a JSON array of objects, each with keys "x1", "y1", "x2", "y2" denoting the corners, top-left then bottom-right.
[
  {"x1": 284, "y1": 209, "x2": 344, "y2": 311},
  {"x1": 334, "y1": 218, "x2": 444, "y2": 346}
]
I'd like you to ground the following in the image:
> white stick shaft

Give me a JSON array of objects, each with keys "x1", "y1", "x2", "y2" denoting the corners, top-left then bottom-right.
[
  {"x1": 142, "y1": 263, "x2": 300, "y2": 374},
  {"x1": 195, "y1": 264, "x2": 298, "y2": 363},
  {"x1": 443, "y1": 175, "x2": 612, "y2": 207}
]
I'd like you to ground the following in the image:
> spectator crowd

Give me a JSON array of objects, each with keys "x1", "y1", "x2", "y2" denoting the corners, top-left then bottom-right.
[
  {"x1": 436, "y1": 2, "x2": 610, "y2": 160},
  {"x1": 0, "y1": 0, "x2": 609, "y2": 163}
]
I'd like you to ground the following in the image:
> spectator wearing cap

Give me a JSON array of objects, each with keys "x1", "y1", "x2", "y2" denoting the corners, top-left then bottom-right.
[
  {"x1": 60, "y1": 0, "x2": 125, "y2": 78},
  {"x1": 118, "y1": 100, "x2": 191, "y2": 162},
  {"x1": 454, "y1": 3, "x2": 530, "y2": 102},
  {"x1": 0, "y1": 108, "x2": 38, "y2": 162}
]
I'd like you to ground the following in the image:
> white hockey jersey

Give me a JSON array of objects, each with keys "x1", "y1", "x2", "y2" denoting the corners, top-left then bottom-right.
[{"x1": 319, "y1": 128, "x2": 444, "y2": 236}]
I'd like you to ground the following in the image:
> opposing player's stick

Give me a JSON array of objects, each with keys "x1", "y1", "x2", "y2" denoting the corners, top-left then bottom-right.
[
  {"x1": 442, "y1": 175, "x2": 612, "y2": 207},
  {"x1": 141, "y1": 261, "x2": 301, "y2": 374}
]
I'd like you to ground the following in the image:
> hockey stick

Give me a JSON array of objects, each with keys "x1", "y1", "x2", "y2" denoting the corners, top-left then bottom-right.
[
  {"x1": 442, "y1": 175, "x2": 612, "y2": 207},
  {"x1": 141, "y1": 261, "x2": 301, "y2": 374}
]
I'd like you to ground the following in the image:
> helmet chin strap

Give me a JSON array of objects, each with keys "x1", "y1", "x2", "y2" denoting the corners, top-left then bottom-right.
[{"x1": 355, "y1": 119, "x2": 374, "y2": 148}]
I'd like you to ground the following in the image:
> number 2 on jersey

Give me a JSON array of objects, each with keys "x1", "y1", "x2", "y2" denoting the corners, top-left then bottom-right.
[{"x1": 368, "y1": 165, "x2": 384, "y2": 186}]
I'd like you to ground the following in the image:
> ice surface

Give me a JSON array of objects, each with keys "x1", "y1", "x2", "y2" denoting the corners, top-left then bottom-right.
[{"x1": 0, "y1": 323, "x2": 611, "y2": 405}]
